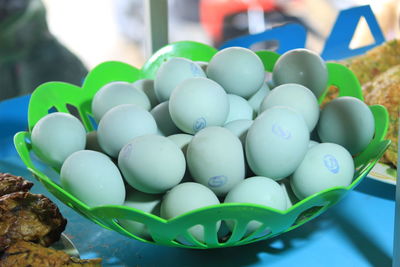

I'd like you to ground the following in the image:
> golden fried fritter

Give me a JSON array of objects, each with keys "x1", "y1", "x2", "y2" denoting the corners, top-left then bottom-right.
[
  {"x1": 0, "y1": 173, "x2": 33, "y2": 197},
  {"x1": 0, "y1": 192, "x2": 67, "y2": 251},
  {"x1": 363, "y1": 65, "x2": 400, "y2": 166},
  {"x1": 0, "y1": 240, "x2": 102, "y2": 267},
  {"x1": 342, "y1": 39, "x2": 400, "y2": 86}
]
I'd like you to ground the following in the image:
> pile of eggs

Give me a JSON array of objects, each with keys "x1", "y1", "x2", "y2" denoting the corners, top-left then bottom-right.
[{"x1": 31, "y1": 47, "x2": 375, "y2": 241}]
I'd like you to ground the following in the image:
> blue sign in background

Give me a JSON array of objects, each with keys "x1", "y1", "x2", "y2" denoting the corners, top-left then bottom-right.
[{"x1": 221, "y1": 5, "x2": 385, "y2": 61}]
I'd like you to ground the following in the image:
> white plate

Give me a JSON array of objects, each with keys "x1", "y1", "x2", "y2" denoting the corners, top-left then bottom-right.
[{"x1": 367, "y1": 162, "x2": 397, "y2": 185}]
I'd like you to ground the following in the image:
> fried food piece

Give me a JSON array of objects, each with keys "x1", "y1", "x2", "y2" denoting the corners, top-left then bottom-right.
[
  {"x1": 0, "y1": 173, "x2": 33, "y2": 197},
  {"x1": 324, "y1": 40, "x2": 400, "y2": 105},
  {"x1": 0, "y1": 240, "x2": 102, "y2": 267},
  {"x1": 342, "y1": 39, "x2": 400, "y2": 86},
  {"x1": 0, "y1": 192, "x2": 67, "y2": 251},
  {"x1": 363, "y1": 65, "x2": 400, "y2": 166}
]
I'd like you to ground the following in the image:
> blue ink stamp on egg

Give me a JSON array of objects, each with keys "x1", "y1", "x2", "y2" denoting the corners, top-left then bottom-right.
[
  {"x1": 272, "y1": 123, "x2": 291, "y2": 140},
  {"x1": 323, "y1": 154, "x2": 339, "y2": 174},
  {"x1": 193, "y1": 117, "x2": 206, "y2": 133},
  {"x1": 208, "y1": 175, "x2": 227, "y2": 188},
  {"x1": 121, "y1": 144, "x2": 133, "y2": 159}
]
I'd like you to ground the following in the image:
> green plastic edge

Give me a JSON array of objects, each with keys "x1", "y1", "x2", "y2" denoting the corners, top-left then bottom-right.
[{"x1": 13, "y1": 41, "x2": 390, "y2": 249}]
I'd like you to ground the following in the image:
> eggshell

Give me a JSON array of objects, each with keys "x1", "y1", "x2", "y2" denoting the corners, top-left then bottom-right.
[
  {"x1": 118, "y1": 135, "x2": 186, "y2": 194},
  {"x1": 224, "y1": 119, "x2": 253, "y2": 145},
  {"x1": 97, "y1": 104, "x2": 157, "y2": 157},
  {"x1": 259, "y1": 83, "x2": 320, "y2": 131},
  {"x1": 224, "y1": 120, "x2": 254, "y2": 176},
  {"x1": 245, "y1": 106, "x2": 309, "y2": 180},
  {"x1": 225, "y1": 94, "x2": 253, "y2": 124},
  {"x1": 317, "y1": 96, "x2": 375, "y2": 155},
  {"x1": 119, "y1": 188, "x2": 162, "y2": 239},
  {"x1": 168, "y1": 133, "x2": 194, "y2": 182},
  {"x1": 60, "y1": 150, "x2": 125, "y2": 207},
  {"x1": 169, "y1": 77, "x2": 229, "y2": 134},
  {"x1": 248, "y1": 82, "x2": 270, "y2": 115},
  {"x1": 154, "y1": 57, "x2": 206, "y2": 102},
  {"x1": 279, "y1": 178, "x2": 299, "y2": 208},
  {"x1": 160, "y1": 182, "x2": 220, "y2": 243},
  {"x1": 224, "y1": 176, "x2": 287, "y2": 235},
  {"x1": 151, "y1": 101, "x2": 181, "y2": 136},
  {"x1": 272, "y1": 49, "x2": 328, "y2": 98},
  {"x1": 308, "y1": 140, "x2": 319, "y2": 149},
  {"x1": 167, "y1": 133, "x2": 193, "y2": 155},
  {"x1": 291, "y1": 143, "x2": 354, "y2": 199},
  {"x1": 187, "y1": 126, "x2": 245, "y2": 196},
  {"x1": 31, "y1": 112, "x2": 86, "y2": 169},
  {"x1": 207, "y1": 47, "x2": 265, "y2": 98},
  {"x1": 92, "y1": 81, "x2": 151, "y2": 122},
  {"x1": 133, "y1": 79, "x2": 159, "y2": 108}
]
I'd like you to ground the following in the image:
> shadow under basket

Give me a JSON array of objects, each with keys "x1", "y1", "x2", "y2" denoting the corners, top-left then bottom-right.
[{"x1": 14, "y1": 41, "x2": 390, "y2": 249}]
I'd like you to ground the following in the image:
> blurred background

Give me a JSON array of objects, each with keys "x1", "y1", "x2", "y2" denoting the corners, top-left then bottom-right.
[{"x1": 0, "y1": 0, "x2": 399, "y2": 100}]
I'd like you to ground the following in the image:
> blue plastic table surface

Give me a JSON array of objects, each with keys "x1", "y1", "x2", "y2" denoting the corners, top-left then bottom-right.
[{"x1": 0, "y1": 95, "x2": 395, "y2": 267}]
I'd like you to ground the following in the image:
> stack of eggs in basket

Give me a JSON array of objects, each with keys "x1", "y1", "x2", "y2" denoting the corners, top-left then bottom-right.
[{"x1": 30, "y1": 47, "x2": 375, "y2": 241}]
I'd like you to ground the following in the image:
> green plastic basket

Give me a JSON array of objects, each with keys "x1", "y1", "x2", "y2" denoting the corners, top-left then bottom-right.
[{"x1": 14, "y1": 41, "x2": 390, "y2": 249}]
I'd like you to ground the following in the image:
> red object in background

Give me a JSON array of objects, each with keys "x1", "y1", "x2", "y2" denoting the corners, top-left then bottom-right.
[{"x1": 200, "y1": 0, "x2": 277, "y2": 44}]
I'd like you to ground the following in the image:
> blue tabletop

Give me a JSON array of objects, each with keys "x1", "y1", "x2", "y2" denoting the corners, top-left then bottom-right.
[{"x1": 0, "y1": 95, "x2": 395, "y2": 267}]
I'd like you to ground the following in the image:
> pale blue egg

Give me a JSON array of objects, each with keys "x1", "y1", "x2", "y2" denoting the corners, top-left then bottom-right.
[
  {"x1": 118, "y1": 134, "x2": 186, "y2": 194},
  {"x1": 272, "y1": 49, "x2": 328, "y2": 98},
  {"x1": 224, "y1": 176, "x2": 287, "y2": 235},
  {"x1": 246, "y1": 106, "x2": 309, "y2": 180},
  {"x1": 119, "y1": 188, "x2": 162, "y2": 239},
  {"x1": 224, "y1": 119, "x2": 253, "y2": 176},
  {"x1": 226, "y1": 94, "x2": 253, "y2": 124},
  {"x1": 160, "y1": 182, "x2": 220, "y2": 243},
  {"x1": 224, "y1": 177, "x2": 287, "y2": 211},
  {"x1": 317, "y1": 96, "x2": 375, "y2": 155},
  {"x1": 308, "y1": 140, "x2": 319, "y2": 148},
  {"x1": 151, "y1": 101, "x2": 181, "y2": 136},
  {"x1": 168, "y1": 133, "x2": 194, "y2": 182},
  {"x1": 291, "y1": 143, "x2": 354, "y2": 199},
  {"x1": 248, "y1": 82, "x2": 270, "y2": 115},
  {"x1": 259, "y1": 83, "x2": 320, "y2": 131},
  {"x1": 133, "y1": 79, "x2": 159, "y2": 109},
  {"x1": 92, "y1": 81, "x2": 151, "y2": 122},
  {"x1": 224, "y1": 119, "x2": 253, "y2": 145},
  {"x1": 207, "y1": 47, "x2": 265, "y2": 99},
  {"x1": 279, "y1": 178, "x2": 299, "y2": 208},
  {"x1": 187, "y1": 127, "x2": 245, "y2": 196},
  {"x1": 97, "y1": 104, "x2": 157, "y2": 157},
  {"x1": 60, "y1": 150, "x2": 125, "y2": 207},
  {"x1": 167, "y1": 133, "x2": 193, "y2": 155},
  {"x1": 31, "y1": 112, "x2": 86, "y2": 169},
  {"x1": 154, "y1": 57, "x2": 206, "y2": 102},
  {"x1": 169, "y1": 77, "x2": 229, "y2": 134}
]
